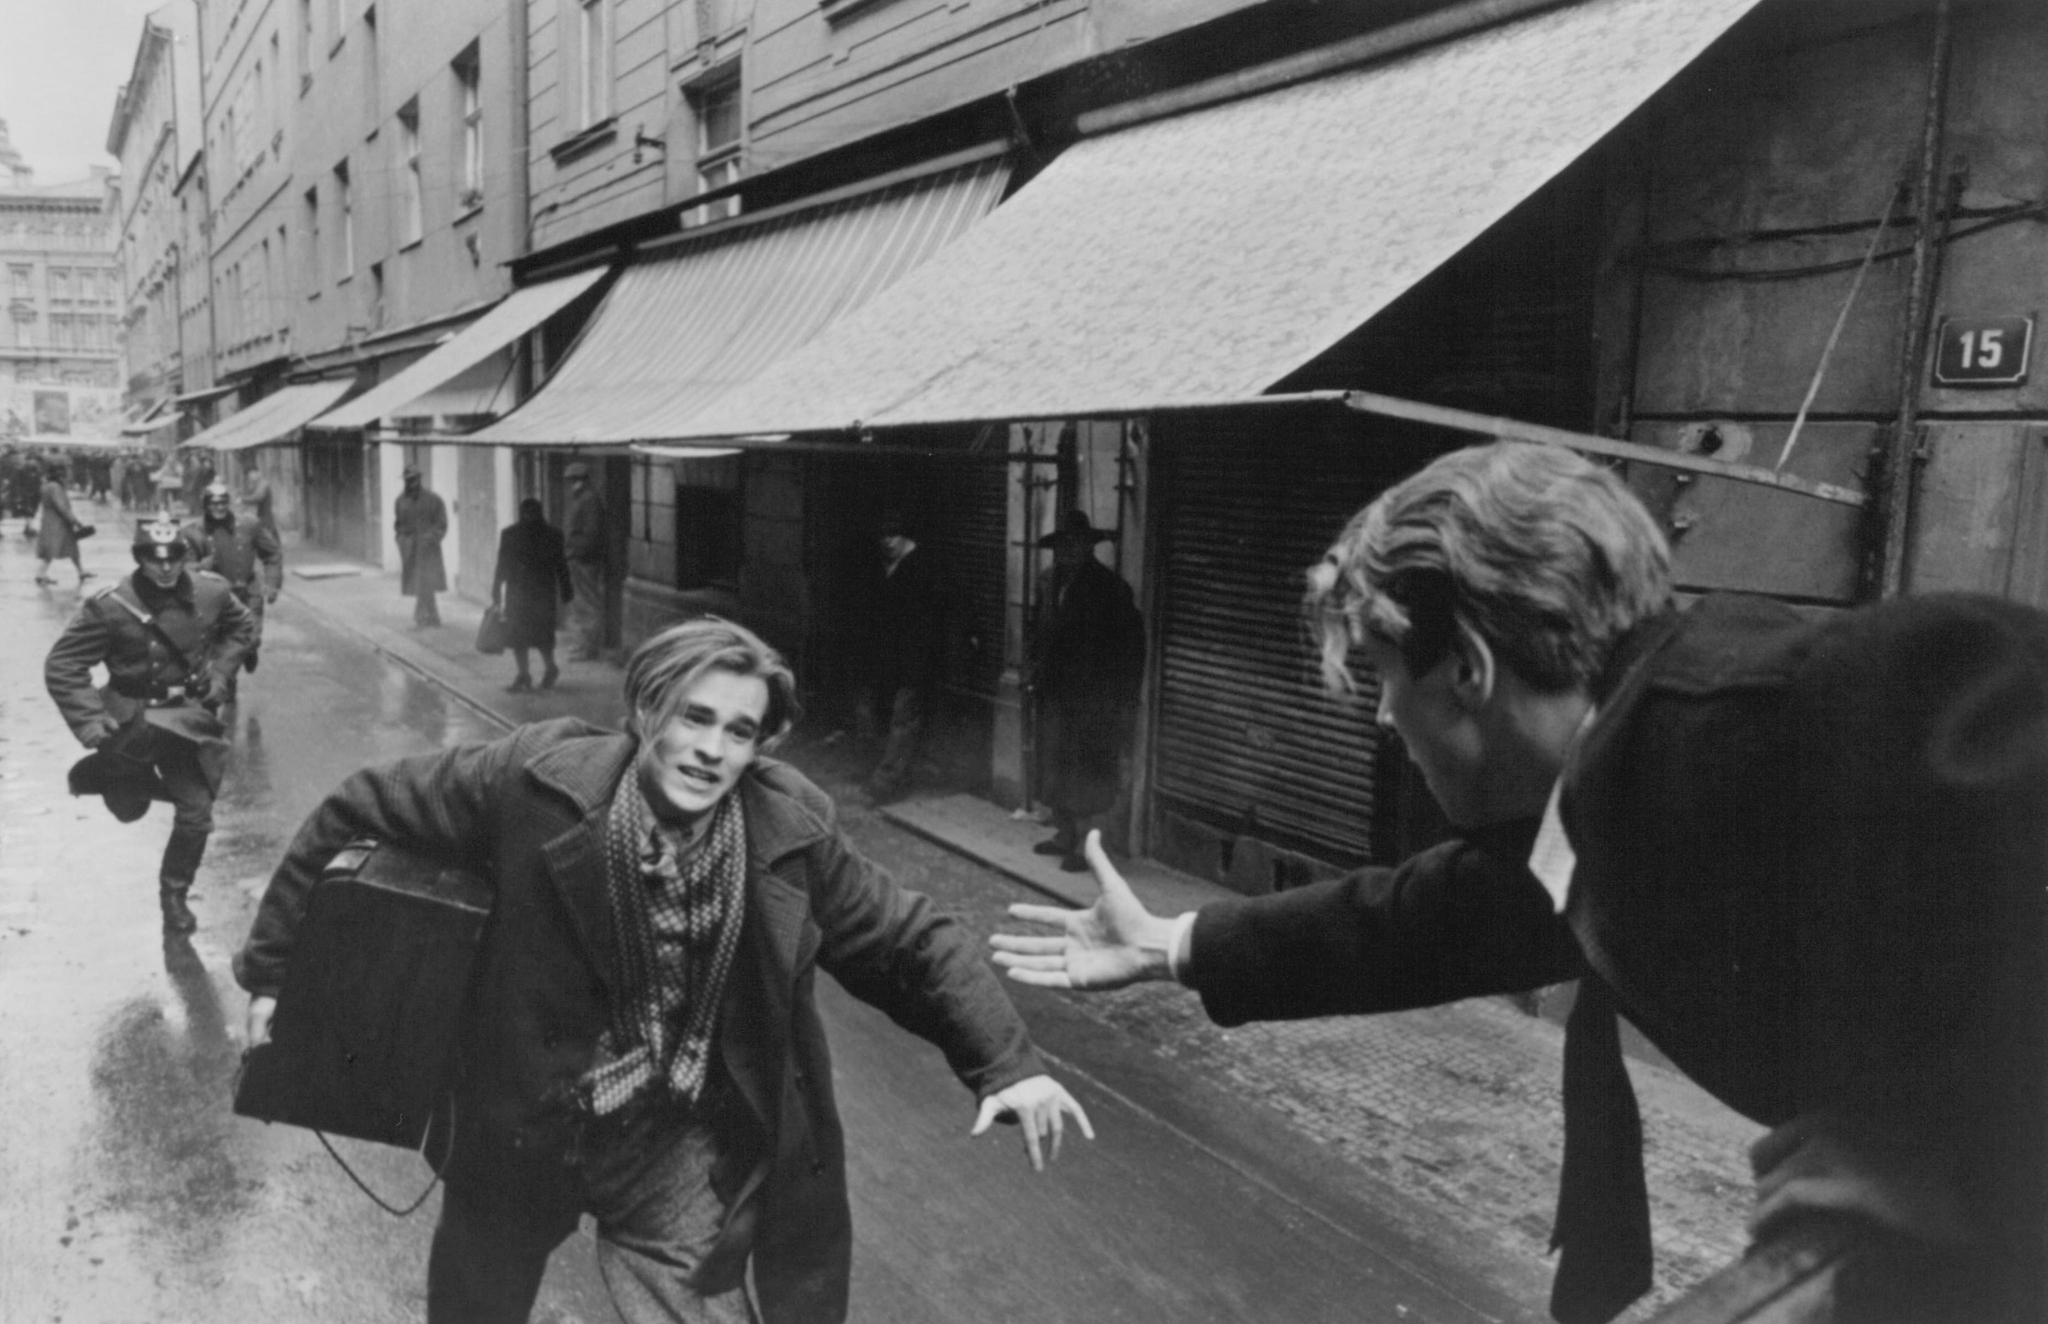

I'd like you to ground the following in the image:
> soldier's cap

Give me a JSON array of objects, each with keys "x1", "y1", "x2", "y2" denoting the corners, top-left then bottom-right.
[
  {"x1": 565, "y1": 461, "x2": 591, "y2": 479},
  {"x1": 203, "y1": 481, "x2": 233, "y2": 502},
  {"x1": 402, "y1": 465, "x2": 422, "y2": 479},
  {"x1": 133, "y1": 519, "x2": 188, "y2": 561}
]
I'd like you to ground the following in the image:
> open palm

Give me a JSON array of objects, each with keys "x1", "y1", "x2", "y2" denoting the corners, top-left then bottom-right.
[{"x1": 990, "y1": 830, "x2": 1177, "y2": 990}]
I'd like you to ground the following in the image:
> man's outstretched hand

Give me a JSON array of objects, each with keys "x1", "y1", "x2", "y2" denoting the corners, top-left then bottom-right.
[
  {"x1": 990, "y1": 830, "x2": 1183, "y2": 991},
  {"x1": 971, "y1": 1075, "x2": 1095, "y2": 1172}
]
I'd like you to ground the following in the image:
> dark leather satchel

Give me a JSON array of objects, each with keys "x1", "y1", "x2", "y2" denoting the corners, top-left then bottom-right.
[{"x1": 234, "y1": 838, "x2": 493, "y2": 1149}]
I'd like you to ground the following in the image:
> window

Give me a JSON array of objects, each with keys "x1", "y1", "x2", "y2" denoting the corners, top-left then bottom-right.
[
  {"x1": 51, "y1": 314, "x2": 71, "y2": 349},
  {"x1": 303, "y1": 185, "x2": 320, "y2": 287},
  {"x1": 297, "y1": 0, "x2": 313, "y2": 89},
  {"x1": 396, "y1": 99, "x2": 423, "y2": 244},
  {"x1": 367, "y1": 260, "x2": 384, "y2": 329},
  {"x1": 454, "y1": 47, "x2": 482, "y2": 207},
  {"x1": 671, "y1": 453, "x2": 743, "y2": 589},
  {"x1": 363, "y1": 7, "x2": 378, "y2": 110},
  {"x1": 329, "y1": 0, "x2": 346, "y2": 48},
  {"x1": 334, "y1": 160, "x2": 353, "y2": 279},
  {"x1": 49, "y1": 268, "x2": 71, "y2": 303},
  {"x1": 580, "y1": 0, "x2": 612, "y2": 128},
  {"x1": 8, "y1": 265, "x2": 29, "y2": 299},
  {"x1": 253, "y1": 240, "x2": 270, "y2": 336},
  {"x1": 688, "y1": 75, "x2": 742, "y2": 225}
]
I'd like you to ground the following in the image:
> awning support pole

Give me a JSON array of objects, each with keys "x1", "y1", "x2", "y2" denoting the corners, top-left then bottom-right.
[{"x1": 1339, "y1": 390, "x2": 1868, "y2": 508}]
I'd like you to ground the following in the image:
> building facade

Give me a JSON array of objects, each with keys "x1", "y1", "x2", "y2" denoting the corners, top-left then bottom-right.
[
  {"x1": 108, "y1": 1, "x2": 206, "y2": 430},
  {"x1": 288, "y1": 0, "x2": 528, "y2": 595},
  {"x1": 105, "y1": 0, "x2": 2048, "y2": 895},
  {"x1": 0, "y1": 121, "x2": 124, "y2": 446}
]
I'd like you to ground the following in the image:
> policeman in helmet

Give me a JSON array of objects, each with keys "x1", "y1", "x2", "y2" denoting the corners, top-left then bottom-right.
[
  {"x1": 183, "y1": 480, "x2": 282, "y2": 688},
  {"x1": 44, "y1": 518, "x2": 258, "y2": 933}
]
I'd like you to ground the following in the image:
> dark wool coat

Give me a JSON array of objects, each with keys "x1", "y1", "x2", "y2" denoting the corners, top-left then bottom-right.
[
  {"x1": 871, "y1": 546, "x2": 947, "y2": 693},
  {"x1": 1189, "y1": 592, "x2": 2046, "y2": 1310},
  {"x1": 493, "y1": 520, "x2": 574, "y2": 648},
  {"x1": 393, "y1": 487, "x2": 448, "y2": 595},
  {"x1": 235, "y1": 720, "x2": 1046, "y2": 1323},
  {"x1": 1031, "y1": 557, "x2": 1145, "y2": 818}
]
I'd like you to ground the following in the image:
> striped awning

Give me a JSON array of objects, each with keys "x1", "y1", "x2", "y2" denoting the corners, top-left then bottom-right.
[
  {"x1": 179, "y1": 378, "x2": 355, "y2": 451},
  {"x1": 666, "y1": 0, "x2": 1762, "y2": 437},
  {"x1": 309, "y1": 269, "x2": 607, "y2": 431},
  {"x1": 458, "y1": 150, "x2": 1011, "y2": 446}
]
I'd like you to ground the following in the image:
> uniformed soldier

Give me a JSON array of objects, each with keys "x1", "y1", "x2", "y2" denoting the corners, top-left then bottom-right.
[
  {"x1": 46, "y1": 519, "x2": 258, "y2": 933},
  {"x1": 183, "y1": 481, "x2": 283, "y2": 687}
]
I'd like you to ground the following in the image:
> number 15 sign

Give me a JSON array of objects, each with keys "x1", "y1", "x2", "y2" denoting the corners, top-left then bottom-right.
[{"x1": 1933, "y1": 315, "x2": 2034, "y2": 387}]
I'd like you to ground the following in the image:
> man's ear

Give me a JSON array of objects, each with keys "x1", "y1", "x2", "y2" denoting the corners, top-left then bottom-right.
[{"x1": 1449, "y1": 619, "x2": 1498, "y2": 711}]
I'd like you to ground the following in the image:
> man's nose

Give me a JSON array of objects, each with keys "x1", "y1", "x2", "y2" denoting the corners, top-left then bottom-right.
[{"x1": 1374, "y1": 689, "x2": 1397, "y2": 732}]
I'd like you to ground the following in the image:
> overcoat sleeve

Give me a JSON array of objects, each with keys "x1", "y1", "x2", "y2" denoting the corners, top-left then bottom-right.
[
  {"x1": 234, "y1": 730, "x2": 529, "y2": 996},
  {"x1": 253, "y1": 523, "x2": 284, "y2": 593},
  {"x1": 44, "y1": 595, "x2": 119, "y2": 744},
  {"x1": 1189, "y1": 819, "x2": 1585, "y2": 1025},
  {"x1": 205, "y1": 579, "x2": 260, "y2": 681},
  {"x1": 801, "y1": 792, "x2": 1046, "y2": 1098}
]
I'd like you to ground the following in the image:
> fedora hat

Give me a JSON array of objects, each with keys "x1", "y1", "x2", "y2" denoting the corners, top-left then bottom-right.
[{"x1": 1037, "y1": 509, "x2": 1115, "y2": 547}]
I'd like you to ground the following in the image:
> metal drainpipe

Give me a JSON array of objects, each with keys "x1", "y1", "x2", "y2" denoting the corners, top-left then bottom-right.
[{"x1": 1874, "y1": 0, "x2": 1955, "y2": 599}]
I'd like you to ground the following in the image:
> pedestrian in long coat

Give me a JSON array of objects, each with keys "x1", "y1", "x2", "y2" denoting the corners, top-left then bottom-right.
[
  {"x1": 492, "y1": 497, "x2": 573, "y2": 691},
  {"x1": 394, "y1": 465, "x2": 449, "y2": 627},
  {"x1": 1028, "y1": 510, "x2": 1146, "y2": 869},
  {"x1": 237, "y1": 616, "x2": 1091, "y2": 1323},
  {"x1": 35, "y1": 461, "x2": 91, "y2": 586}
]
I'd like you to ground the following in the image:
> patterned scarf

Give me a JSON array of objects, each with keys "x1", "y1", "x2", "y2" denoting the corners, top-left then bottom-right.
[{"x1": 583, "y1": 766, "x2": 749, "y2": 1116}]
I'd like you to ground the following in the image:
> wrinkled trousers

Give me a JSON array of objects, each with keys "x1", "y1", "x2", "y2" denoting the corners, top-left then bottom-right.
[
  {"x1": 427, "y1": 1114, "x2": 754, "y2": 1324},
  {"x1": 105, "y1": 716, "x2": 218, "y2": 886}
]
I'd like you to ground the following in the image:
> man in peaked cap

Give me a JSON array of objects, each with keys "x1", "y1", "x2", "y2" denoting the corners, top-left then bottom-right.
[
  {"x1": 47, "y1": 518, "x2": 257, "y2": 933},
  {"x1": 183, "y1": 480, "x2": 283, "y2": 692}
]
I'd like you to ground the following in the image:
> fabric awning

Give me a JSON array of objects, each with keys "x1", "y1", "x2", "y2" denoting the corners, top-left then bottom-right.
[
  {"x1": 459, "y1": 152, "x2": 1012, "y2": 446},
  {"x1": 179, "y1": 378, "x2": 355, "y2": 451},
  {"x1": 309, "y1": 269, "x2": 608, "y2": 431},
  {"x1": 121, "y1": 411, "x2": 184, "y2": 435},
  {"x1": 170, "y1": 383, "x2": 237, "y2": 406},
  {"x1": 667, "y1": 0, "x2": 1760, "y2": 438}
]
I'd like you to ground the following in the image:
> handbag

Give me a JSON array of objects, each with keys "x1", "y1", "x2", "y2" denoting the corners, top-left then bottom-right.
[
  {"x1": 71, "y1": 522, "x2": 95, "y2": 539},
  {"x1": 475, "y1": 605, "x2": 508, "y2": 655}
]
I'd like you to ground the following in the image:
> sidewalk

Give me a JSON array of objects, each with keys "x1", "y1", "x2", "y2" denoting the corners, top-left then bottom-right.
[{"x1": 278, "y1": 551, "x2": 1760, "y2": 1317}]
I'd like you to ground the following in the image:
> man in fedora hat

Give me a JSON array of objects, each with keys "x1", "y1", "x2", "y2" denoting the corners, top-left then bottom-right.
[
  {"x1": 395, "y1": 464, "x2": 449, "y2": 627},
  {"x1": 563, "y1": 460, "x2": 609, "y2": 660},
  {"x1": 861, "y1": 507, "x2": 949, "y2": 805},
  {"x1": 47, "y1": 518, "x2": 257, "y2": 933},
  {"x1": 1028, "y1": 510, "x2": 1146, "y2": 870}
]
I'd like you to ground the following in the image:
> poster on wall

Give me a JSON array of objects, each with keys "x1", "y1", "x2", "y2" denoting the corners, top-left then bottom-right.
[
  {"x1": 1, "y1": 382, "x2": 124, "y2": 444},
  {"x1": 33, "y1": 390, "x2": 70, "y2": 435}
]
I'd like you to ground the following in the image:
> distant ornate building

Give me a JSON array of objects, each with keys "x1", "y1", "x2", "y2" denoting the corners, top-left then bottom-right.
[{"x1": 0, "y1": 119, "x2": 124, "y2": 444}]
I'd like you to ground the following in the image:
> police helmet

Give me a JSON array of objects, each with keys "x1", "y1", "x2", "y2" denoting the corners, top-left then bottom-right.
[
  {"x1": 133, "y1": 519, "x2": 189, "y2": 563},
  {"x1": 203, "y1": 481, "x2": 234, "y2": 505}
]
